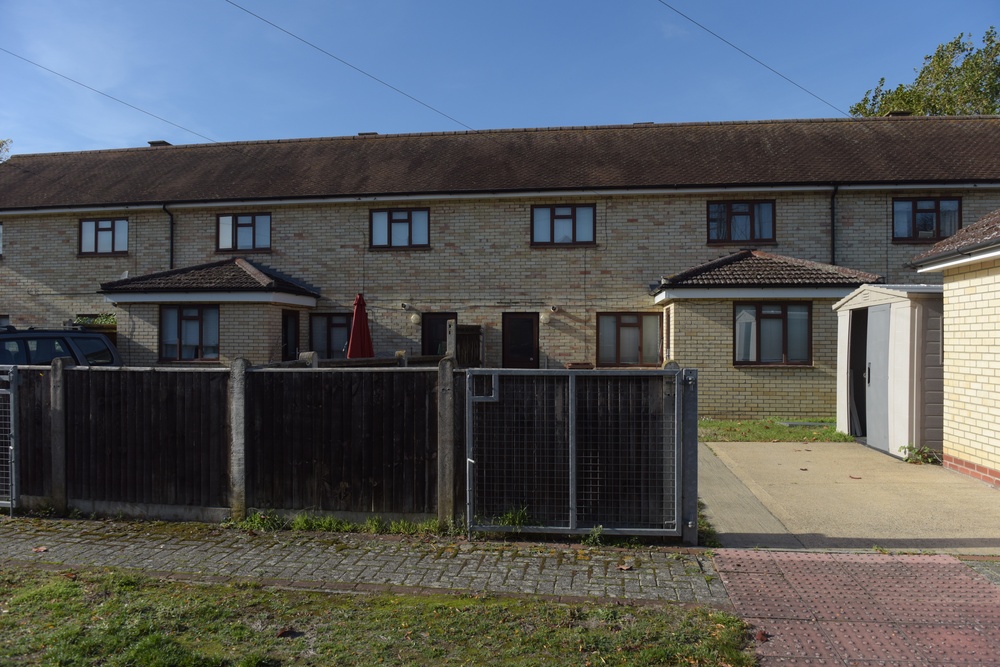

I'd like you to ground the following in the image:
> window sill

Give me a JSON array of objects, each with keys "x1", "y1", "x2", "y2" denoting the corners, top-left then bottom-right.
[
  {"x1": 216, "y1": 248, "x2": 272, "y2": 254},
  {"x1": 734, "y1": 362, "x2": 813, "y2": 368},
  {"x1": 77, "y1": 252, "x2": 129, "y2": 258},
  {"x1": 368, "y1": 245, "x2": 432, "y2": 251},
  {"x1": 531, "y1": 242, "x2": 598, "y2": 249},
  {"x1": 891, "y1": 238, "x2": 948, "y2": 244},
  {"x1": 157, "y1": 359, "x2": 223, "y2": 366},
  {"x1": 707, "y1": 240, "x2": 777, "y2": 246}
]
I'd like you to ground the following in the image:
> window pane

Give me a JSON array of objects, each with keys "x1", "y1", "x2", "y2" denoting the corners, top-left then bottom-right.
[
  {"x1": 202, "y1": 307, "x2": 220, "y2": 359},
  {"x1": 787, "y1": 305, "x2": 809, "y2": 362},
  {"x1": 371, "y1": 212, "x2": 388, "y2": 246},
  {"x1": 331, "y1": 323, "x2": 349, "y2": 358},
  {"x1": 114, "y1": 220, "x2": 128, "y2": 252},
  {"x1": 310, "y1": 317, "x2": 329, "y2": 358},
  {"x1": 97, "y1": 225, "x2": 113, "y2": 253},
  {"x1": 734, "y1": 306, "x2": 756, "y2": 362},
  {"x1": 915, "y1": 212, "x2": 936, "y2": 237},
  {"x1": 181, "y1": 319, "x2": 200, "y2": 359},
  {"x1": 575, "y1": 207, "x2": 594, "y2": 242},
  {"x1": 411, "y1": 210, "x2": 428, "y2": 245},
  {"x1": 641, "y1": 315, "x2": 661, "y2": 365},
  {"x1": 708, "y1": 204, "x2": 727, "y2": 240},
  {"x1": 554, "y1": 218, "x2": 573, "y2": 243},
  {"x1": 940, "y1": 200, "x2": 959, "y2": 237},
  {"x1": 0, "y1": 223, "x2": 4, "y2": 254},
  {"x1": 893, "y1": 202, "x2": 913, "y2": 238},
  {"x1": 236, "y1": 224, "x2": 254, "y2": 249},
  {"x1": 760, "y1": 318, "x2": 783, "y2": 362},
  {"x1": 81, "y1": 221, "x2": 96, "y2": 252},
  {"x1": 218, "y1": 216, "x2": 233, "y2": 249},
  {"x1": 161, "y1": 308, "x2": 178, "y2": 359},
  {"x1": 257, "y1": 215, "x2": 271, "y2": 248},
  {"x1": 532, "y1": 208, "x2": 551, "y2": 242},
  {"x1": 598, "y1": 316, "x2": 617, "y2": 364},
  {"x1": 731, "y1": 215, "x2": 750, "y2": 241},
  {"x1": 555, "y1": 207, "x2": 572, "y2": 216},
  {"x1": 754, "y1": 202, "x2": 773, "y2": 239},
  {"x1": 391, "y1": 221, "x2": 409, "y2": 246},
  {"x1": 619, "y1": 326, "x2": 640, "y2": 365}
]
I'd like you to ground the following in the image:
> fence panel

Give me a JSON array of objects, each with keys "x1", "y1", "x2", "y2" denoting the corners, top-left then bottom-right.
[
  {"x1": 246, "y1": 369, "x2": 439, "y2": 514},
  {"x1": 0, "y1": 367, "x2": 16, "y2": 511},
  {"x1": 65, "y1": 368, "x2": 230, "y2": 507},
  {"x1": 15, "y1": 368, "x2": 51, "y2": 498},
  {"x1": 467, "y1": 369, "x2": 686, "y2": 536}
]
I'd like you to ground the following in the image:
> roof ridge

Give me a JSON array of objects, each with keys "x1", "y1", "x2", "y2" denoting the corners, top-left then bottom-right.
[{"x1": 235, "y1": 258, "x2": 275, "y2": 288}]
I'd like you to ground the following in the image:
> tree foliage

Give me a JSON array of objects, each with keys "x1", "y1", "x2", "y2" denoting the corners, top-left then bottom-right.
[
  {"x1": 851, "y1": 27, "x2": 1000, "y2": 116},
  {"x1": 0, "y1": 138, "x2": 10, "y2": 162}
]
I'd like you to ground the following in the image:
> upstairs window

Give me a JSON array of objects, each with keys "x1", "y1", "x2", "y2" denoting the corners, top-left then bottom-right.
[
  {"x1": 218, "y1": 213, "x2": 271, "y2": 251},
  {"x1": 893, "y1": 198, "x2": 960, "y2": 241},
  {"x1": 532, "y1": 205, "x2": 595, "y2": 246},
  {"x1": 0, "y1": 222, "x2": 4, "y2": 255},
  {"x1": 370, "y1": 208, "x2": 429, "y2": 249},
  {"x1": 734, "y1": 302, "x2": 811, "y2": 365},
  {"x1": 708, "y1": 201, "x2": 775, "y2": 243},
  {"x1": 80, "y1": 218, "x2": 128, "y2": 255}
]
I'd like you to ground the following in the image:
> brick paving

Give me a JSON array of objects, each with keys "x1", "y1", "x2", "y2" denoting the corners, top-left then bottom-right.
[
  {"x1": 715, "y1": 549, "x2": 1000, "y2": 666},
  {"x1": 0, "y1": 518, "x2": 730, "y2": 607}
]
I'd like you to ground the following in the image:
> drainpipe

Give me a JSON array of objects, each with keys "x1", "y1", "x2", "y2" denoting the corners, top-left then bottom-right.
[
  {"x1": 163, "y1": 203, "x2": 175, "y2": 269},
  {"x1": 830, "y1": 184, "x2": 839, "y2": 265}
]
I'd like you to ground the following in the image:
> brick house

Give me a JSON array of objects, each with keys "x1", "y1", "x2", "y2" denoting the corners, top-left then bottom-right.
[
  {"x1": 3, "y1": 115, "x2": 1000, "y2": 418},
  {"x1": 911, "y1": 208, "x2": 1000, "y2": 486}
]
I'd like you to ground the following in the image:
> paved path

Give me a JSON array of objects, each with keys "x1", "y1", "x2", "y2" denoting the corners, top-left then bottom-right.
[
  {"x1": 716, "y1": 549, "x2": 1000, "y2": 666},
  {"x1": 0, "y1": 518, "x2": 729, "y2": 607}
]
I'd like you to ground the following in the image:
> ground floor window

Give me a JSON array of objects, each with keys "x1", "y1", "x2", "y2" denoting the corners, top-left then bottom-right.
[
  {"x1": 422, "y1": 312, "x2": 457, "y2": 356},
  {"x1": 310, "y1": 313, "x2": 352, "y2": 359},
  {"x1": 734, "y1": 302, "x2": 811, "y2": 365},
  {"x1": 597, "y1": 313, "x2": 661, "y2": 366},
  {"x1": 160, "y1": 305, "x2": 219, "y2": 361}
]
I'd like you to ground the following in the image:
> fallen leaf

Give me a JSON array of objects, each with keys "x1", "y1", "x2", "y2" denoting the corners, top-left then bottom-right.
[
  {"x1": 32, "y1": 546, "x2": 48, "y2": 553},
  {"x1": 276, "y1": 627, "x2": 302, "y2": 638},
  {"x1": 755, "y1": 629, "x2": 771, "y2": 642},
  {"x1": 61, "y1": 572, "x2": 77, "y2": 580},
  {"x1": 799, "y1": 468, "x2": 808, "y2": 471},
  {"x1": 850, "y1": 475, "x2": 862, "y2": 480},
  {"x1": 616, "y1": 564, "x2": 633, "y2": 571}
]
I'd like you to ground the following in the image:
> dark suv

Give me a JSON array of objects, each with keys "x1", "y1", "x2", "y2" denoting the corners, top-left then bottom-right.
[{"x1": 0, "y1": 326, "x2": 123, "y2": 366}]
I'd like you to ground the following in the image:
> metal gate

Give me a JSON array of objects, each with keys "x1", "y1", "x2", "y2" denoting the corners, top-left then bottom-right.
[
  {"x1": 466, "y1": 368, "x2": 697, "y2": 539},
  {"x1": 0, "y1": 366, "x2": 17, "y2": 514}
]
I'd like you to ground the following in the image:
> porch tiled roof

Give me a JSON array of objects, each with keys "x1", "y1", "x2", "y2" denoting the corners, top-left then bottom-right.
[
  {"x1": 910, "y1": 207, "x2": 1000, "y2": 266},
  {"x1": 3, "y1": 116, "x2": 1000, "y2": 211},
  {"x1": 99, "y1": 257, "x2": 319, "y2": 297},
  {"x1": 659, "y1": 250, "x2": 883, "y2": 289}
]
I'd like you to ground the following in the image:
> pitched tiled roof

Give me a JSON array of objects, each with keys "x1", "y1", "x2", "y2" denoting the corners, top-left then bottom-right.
[
  {"x1": 910, "y1": 207, "x2": 1000, "y2": 266},
  {"x1": 659, "y1": 250, "x2": 883, "y2": 289},
  {"x1": 3, "y1": 116, "x2": 1000, "y2": 211},
  {"x1": 99, "y1": 258, "x2": 319, "y2": 296}
]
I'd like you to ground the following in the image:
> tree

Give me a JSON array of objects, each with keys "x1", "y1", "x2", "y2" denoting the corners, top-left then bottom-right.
[
  {"x1": 851, "y1": 27, "x2": 1000, "y2": 116},
  {"x1": 0, "y1": 138, "x2": 10, "y2": 162}
]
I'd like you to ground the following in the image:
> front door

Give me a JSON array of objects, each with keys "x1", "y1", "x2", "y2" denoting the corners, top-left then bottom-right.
[
  {"x1": 502, "y1": 312, "x2": 539, "y2": 368},
  {"x1": 281, "y1": 310, "x2": 299, "y2": 361}
]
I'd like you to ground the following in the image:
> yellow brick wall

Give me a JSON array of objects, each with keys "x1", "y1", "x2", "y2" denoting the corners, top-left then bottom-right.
[
  {"x1": 669, "y1": 298, "x2": 840, "y2": 418},
  {"x1": 940, "y1": 259, "x2": 1000, "y2": 484}
]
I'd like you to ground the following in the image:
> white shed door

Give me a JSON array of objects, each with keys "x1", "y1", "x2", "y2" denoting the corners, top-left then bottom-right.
[{"x1": 865, "y1": 305, "x2": 891, "y2": 452}]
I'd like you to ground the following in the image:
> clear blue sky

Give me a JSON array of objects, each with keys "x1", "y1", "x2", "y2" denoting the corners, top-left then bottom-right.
[{"x1": 2, "y1": 0, "x2": 997, "y2": 156}]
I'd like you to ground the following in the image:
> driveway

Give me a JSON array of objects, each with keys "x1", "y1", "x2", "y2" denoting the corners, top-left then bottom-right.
[{"x1": 699, "y1": 441, "x2": 1000, "y2": 555}]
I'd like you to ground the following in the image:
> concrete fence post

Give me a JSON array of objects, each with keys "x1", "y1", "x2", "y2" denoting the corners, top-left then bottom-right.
[
  {"x1": 437, "y1": 320, "x2": 457, "y2": 529},
  {"x1": 49, "y1": 357, "x2": 69, "y2": 515},
  {"x1": 229, "y1": 357, "x2": 249, "y2": 521}
]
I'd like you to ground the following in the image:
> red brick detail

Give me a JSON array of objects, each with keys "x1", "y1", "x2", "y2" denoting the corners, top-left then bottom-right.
[{"x1": 944, "y1": 454, "x2": 1000, "y2": 488}]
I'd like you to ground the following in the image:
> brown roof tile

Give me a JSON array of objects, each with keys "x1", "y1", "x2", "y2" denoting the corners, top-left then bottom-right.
[
  {"x1": 660, "y1": 250, "x2": 883, "y2": 288},
  {"x1": 910, "y1": 207, "x2": 1000, "y2": 266},
  {"x1": 3, "y1": 116, "x2": 1000, "y2": 211},
  {"x1": 99, "y1": 258, "x2": 319, "y2": 296}
]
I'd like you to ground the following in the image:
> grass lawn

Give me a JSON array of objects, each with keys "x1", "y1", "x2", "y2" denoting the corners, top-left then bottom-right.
[
  {"x1": 698, "y1": 417, "x2": 853, "y2": 443},
  {"x1": 0, "y1": 566, "x2": 755, "y2": 666}
]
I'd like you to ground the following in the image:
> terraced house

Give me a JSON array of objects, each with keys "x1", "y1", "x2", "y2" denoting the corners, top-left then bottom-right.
[{"x1": 3, "y1": 115, "x2": 1000, "y2": 418}]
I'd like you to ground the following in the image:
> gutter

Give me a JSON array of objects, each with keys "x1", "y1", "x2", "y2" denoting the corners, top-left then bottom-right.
[
  {"x1": 830, "y1": 184, "x2": 839, "y2": 265},
  {"x1": 914, "y1": 240, "x2": 1000, "y2": 273}
]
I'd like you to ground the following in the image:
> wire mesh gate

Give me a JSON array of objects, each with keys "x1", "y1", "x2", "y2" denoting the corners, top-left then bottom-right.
[
  {"x1": 0, "y1": 366, "x2": 17, "y2": 514},
  {"x1": 466, "y1": 368, "x2": 697, "y2": 539}
]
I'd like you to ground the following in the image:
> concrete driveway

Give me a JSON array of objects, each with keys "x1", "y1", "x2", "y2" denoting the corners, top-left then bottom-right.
[{"x1": 699, "y1": 441, "x2": 1000, "y2": 555}]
